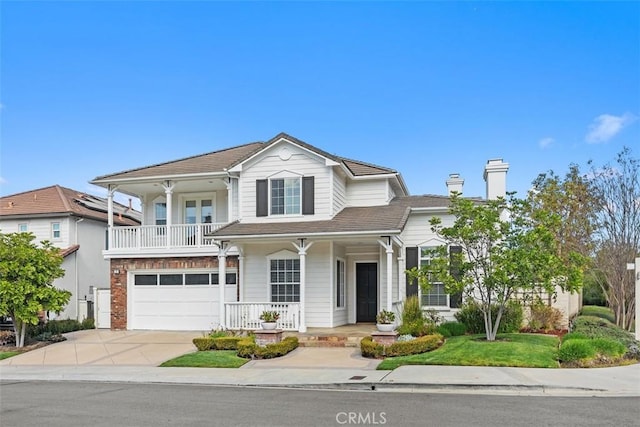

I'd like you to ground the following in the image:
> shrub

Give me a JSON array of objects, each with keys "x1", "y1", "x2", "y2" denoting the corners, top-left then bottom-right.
[
  {"x1": 455, "y1": 300, "x2": 523, "y2": 334},
  {"x1": 579, "y1": 306, "x2": 615, "y2": 323},
  {"x1": 29, "y1": 319, "x2": 84, "y2": 337},
  {"x1": 528, "y1": 301, "x2": 563, "y2": 331},
  {"x1": 236, "y1": 337, "x2": 257, "y2": 358},
  {"x1": 401, "y1": 296, "x2": 423, "y2": 325},
  {"x1": 360, "y1": 336, "x2": 384, "y2": 358},
  {"x1": 81, "y1": 318, "x2": 95, "y2": 330},
  {"x1": 192, "y1": 337, "x2": 216, "y2": 351},
  {"x1": 590, "y1": 338, "x2": 626, "y2": 358},
  {"x1": 385, "y1": 334, "x2": 444, "y2": 357},
  {"x1": 437, "y1": 321, "x2": 466, "y2": 337},
  {"x1": 212, "y1": 336, "x2": 243, "y2": 350},
  {"x1": 209, "y1": 329, "x2": 233, "y2": 339},
  {"x1": 237, "y1": 336, "x2": 299, "y2": 359},
  {"x1": 396, "y1": 320, "x2": 435, "y2": 337},
  {"x1": 259, "y1": 311, "x2": 280, "y2": 322},
  {"x1": 557, "y1": 339, "x2": 596, "y2": 363},
  {"x1": 572, "y1": 316, "x2": 637, "y2": 348},
  {"x1": 0, "y1": 330, "x2": 16, "y2": 346},
  {"x1": 561, "y1": 332, "x2": 588, "y2": 343},
  {"x1": 376, "y1": 310, "x2": 395, "y2": 324}
]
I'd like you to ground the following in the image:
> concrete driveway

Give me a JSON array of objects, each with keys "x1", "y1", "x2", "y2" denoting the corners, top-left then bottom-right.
[{"x1": 0, "y1": 329, "x2": 199, "y2": 366}]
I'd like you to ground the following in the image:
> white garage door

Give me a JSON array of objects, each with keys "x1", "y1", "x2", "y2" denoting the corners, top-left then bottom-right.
[{"x1": 130, "y1": 272, "x2": 236, "y2": 331}]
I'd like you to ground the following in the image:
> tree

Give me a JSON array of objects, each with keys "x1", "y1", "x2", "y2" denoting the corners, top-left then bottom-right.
[
  {"x1": 0, "y1": 232, "x2": 70, "y2": 347},
  {"x1": 528, "y1": 164, "x2": 598, "y2": 266},
  {"x1": 408, "y1": 193, "x2": 583, "y2": 341},
  {"x1": 588, "y1": 147, "x2": 639, "y2": 331}
]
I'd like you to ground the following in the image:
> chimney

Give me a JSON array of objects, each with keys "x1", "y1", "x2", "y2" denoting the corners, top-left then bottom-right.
[
  {"x1": 446, "y1": 173, "x2": 464, "y2": 196},
  {"x1": 483, "y1": 158, "x2": 509, "y2": 200}
]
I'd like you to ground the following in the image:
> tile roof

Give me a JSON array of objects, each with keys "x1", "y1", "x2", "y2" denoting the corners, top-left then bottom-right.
[
  {"x1": 210, "y1": 195, "x2": 458, "y2": 239},
  {"x1": 0, "y1": 185, "x2": 140, "y2": 226}
]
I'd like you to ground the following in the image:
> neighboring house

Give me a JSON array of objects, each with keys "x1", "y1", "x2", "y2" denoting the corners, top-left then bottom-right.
[
  {"x1": 91, "y1": 132, "x2": 574, "y2": 332},
  {"x1": 0, "y1": 185, "x2": 141, "y2": 321}
]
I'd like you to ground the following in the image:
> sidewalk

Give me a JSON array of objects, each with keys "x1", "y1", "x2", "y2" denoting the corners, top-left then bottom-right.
[{"x1": 2, "y1": 361, "x2": 638, "y2": 397}]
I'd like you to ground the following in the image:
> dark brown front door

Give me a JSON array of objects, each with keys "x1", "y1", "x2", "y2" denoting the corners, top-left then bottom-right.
[{"x1": 356, "y1": 263, "x2": 378, "y2": 322}]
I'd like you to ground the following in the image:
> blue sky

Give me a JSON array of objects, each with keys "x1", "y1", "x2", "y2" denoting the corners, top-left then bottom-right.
[{"x1": 1, "y1": 1, "x2": 638, "y2": 204}]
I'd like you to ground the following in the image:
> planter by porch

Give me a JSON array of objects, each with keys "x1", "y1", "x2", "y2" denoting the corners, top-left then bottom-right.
[
  {"x1": 261, "y1": 322, "x2": 278, "y2": 330},
  {"x1": 376, "y1": 323, "x2": 395, "y2": 332}
]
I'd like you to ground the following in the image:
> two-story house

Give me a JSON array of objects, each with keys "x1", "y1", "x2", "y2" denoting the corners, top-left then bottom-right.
[
  {"x1": 0, "y1": 185, "x2": 141, "y2": 321},
  {"x1": 91, "y1": 133, "x2": 517, "y2": 332}
]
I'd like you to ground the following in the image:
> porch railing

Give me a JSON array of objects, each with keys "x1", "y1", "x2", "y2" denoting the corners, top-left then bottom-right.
[
  {"x1": 224, "y1": 302, "x2": 301, "y2": 331},
  {"x1": 109, "y1": 223, "x2": 226, "y2": 250}
]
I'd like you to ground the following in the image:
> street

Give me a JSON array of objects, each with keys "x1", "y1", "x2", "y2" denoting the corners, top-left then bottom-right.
[{"x1": 1, "y1": 381, "x2": 638, "y2": 427}]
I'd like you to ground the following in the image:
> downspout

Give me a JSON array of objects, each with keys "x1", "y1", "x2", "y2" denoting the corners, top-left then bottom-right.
[{"x1": 75, "y1": 217, "x2": 84, "y2": 320}]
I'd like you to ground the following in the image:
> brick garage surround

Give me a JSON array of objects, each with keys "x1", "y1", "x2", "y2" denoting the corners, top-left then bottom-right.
[{"x1": 110, "y1": 256, "x2": 239, "y2": 330}]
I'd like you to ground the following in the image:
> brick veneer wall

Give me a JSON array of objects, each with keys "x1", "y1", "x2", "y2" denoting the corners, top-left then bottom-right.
[{"x1": 110, "y1": 256, "x2": 239, "y2": 330}]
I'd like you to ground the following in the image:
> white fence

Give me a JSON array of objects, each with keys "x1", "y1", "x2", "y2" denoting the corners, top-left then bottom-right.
[
  {"x1": 224, "y1": 302, "x2": 301, "y2": 331},
  {"x1": 109, "y1": 223, "x2": 225, "y2": 250}
]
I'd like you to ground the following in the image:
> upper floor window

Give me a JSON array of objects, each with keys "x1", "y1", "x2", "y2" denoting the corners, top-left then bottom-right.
[
  {"x1": 271, "y1": 178, "x2": 301, "y2": 215},
  {"x1": 51, "y1": 222, "x2": 61, "y2": 239},
  {"x1": 18, "y1": 223, "x2": 28, "y2": 232},
  {"x1": 256, "y1": 176, "x2": 314, "y2": 217},
  {"x1": 155, "y1": 202, "x2": 167, "y2": 226}
]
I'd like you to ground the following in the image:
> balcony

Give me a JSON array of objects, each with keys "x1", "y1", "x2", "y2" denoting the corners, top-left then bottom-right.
[{"x1": 106, "y1": 223, "x2": 227, "y2": 257}]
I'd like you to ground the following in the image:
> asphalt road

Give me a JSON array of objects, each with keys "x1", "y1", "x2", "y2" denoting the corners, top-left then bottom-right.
[{"x1": 1, "y1": 381, "x2": 638, "y2": 427}]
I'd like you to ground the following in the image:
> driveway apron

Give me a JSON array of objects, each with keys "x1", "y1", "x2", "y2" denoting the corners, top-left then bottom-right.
[{"x1": 0, "y1": 329, "x2": 198, "y2": 366}]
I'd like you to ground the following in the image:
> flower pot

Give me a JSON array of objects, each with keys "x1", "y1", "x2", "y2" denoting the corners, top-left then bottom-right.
[
  {"x1": 261, "y1": 322, "x2": 277, "y2": 330},
  {"x1": 376, "y1": 323, "x2": 394, "y2": 332}
]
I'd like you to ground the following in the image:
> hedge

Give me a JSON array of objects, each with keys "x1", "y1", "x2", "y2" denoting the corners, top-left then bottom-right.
[
  {"x1": 455, "y1": 300, "x2": 523, "y2": 334},
  {"x1": 192, "y1": 337, "x2": 216, "y2": 351},
  {"x1": 212, "y1": 336, "x2": 243, "y2": 350},
  {"x1": 385, "y1": 334, "x2": 444, "y2": 357},
  {"x1": 436, "y1": 322, "x2": 466, "y2": 337},
  {"x1": 237, "y1": 336, "x2": 299, "y2": 359},
  {"x1": 360, "y1": 334, "x2": 444, "y2": 358}
]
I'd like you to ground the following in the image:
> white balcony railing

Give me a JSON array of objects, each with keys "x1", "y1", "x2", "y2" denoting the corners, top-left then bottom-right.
[
  {"x1": 224, "y1": 302, "x2": 301, "y2": 331},
  {"x1": 109, "y1": 223, "x2": 226, "y2": 251}
]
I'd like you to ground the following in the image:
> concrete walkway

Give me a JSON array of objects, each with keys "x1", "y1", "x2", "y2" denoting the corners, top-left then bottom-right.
[{"x1": 1, "y1": 330, "x2": 639, "y2": 397}]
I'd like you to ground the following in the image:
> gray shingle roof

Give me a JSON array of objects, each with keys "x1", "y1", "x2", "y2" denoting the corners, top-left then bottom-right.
[{"x1": 209, "y1": 195, "x2": 458, "y2": 239}]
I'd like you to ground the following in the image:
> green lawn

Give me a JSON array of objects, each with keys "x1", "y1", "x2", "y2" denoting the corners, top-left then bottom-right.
[
  {"x1": 378, "y1": 333, "x2": 560, "y2": 370},
  {"x1": 0, "y1": 351, "x2": 20, "y2": 361},
  {"x1": 160, "y1": 350, "x2": 249, "y2": 368},
  {"x1": 580, "y1": 305, "x2": 616, "y2": 324}
]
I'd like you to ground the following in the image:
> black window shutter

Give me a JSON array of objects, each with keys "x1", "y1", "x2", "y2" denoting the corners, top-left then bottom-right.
[
  {"x1": 302, "y1": 176, "x2": 315, "y2": 215},
  {"x1": 405, "y1": 247, "x2": 419, "y2": 297},
  {"x1": 256, "y1": 179, "x2": 268, "y2": 217},
  {"x1": 449, "y1": 245, "x2": 463, "y2": 308}
]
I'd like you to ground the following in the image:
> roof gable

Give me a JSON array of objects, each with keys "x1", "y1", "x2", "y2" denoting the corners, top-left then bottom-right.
[{"x1": 0, "y1": 185, "x2": 140, "y2": 225}]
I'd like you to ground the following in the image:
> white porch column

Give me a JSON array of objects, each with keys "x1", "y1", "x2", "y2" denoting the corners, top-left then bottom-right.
[
  {"x1": 107, "y1": 185, "x2": 118, "y2": 249},
  {"x1": 293, "y1": 239, "x2": 314, "y2": 333},
  {"x1": 398, "y1": 254, "x2": 406, "y2": 302},
  {"x1": 162, "y1": 180, "x2": 175, "y2": 248},
  {"x1": 238, "y1": 245, "x2": 245, "y2": 302},
  {"x1": 225, "y1": 177, "x2": 233, "y2": 223},
  {"x1": 217, "y1": 241, "x2": 230, "y2": 329},
  {"x1": 378, "y1": 237, "x2": 394, "y2": 311}
]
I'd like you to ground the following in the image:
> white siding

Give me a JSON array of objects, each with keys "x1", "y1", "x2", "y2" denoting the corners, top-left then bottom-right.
[
  {"x1": 231, "y1": 178, "x2": 240, "y2": 221},
  {"x1": 1, "y1": 216, "x2": 71, "y2": 248},
  {"x1": 345, "y1": 180, "x2": 390, "y2": 207},
  {"x1": 142, "y1": 190, "x2": 227, "y2": 225},
  {"x1": 333, "y1": 170, "x2": 347, "y2": 215},
  {"x1": 241, "y1": 242, "x2": 333, "y2": 328},
  {"x1": 401, "y1": 212, "x2": 454, "y2": 246},
  {"x1": 238, "y1": 142, "x2": 333, "y2": 222}
]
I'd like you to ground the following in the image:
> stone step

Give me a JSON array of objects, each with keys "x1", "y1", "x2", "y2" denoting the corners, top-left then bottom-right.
[{"x1": 295, "y1": 336, "x2": 363, "y2": 348}]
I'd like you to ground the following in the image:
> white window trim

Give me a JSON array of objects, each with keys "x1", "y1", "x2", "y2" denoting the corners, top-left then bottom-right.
[
  {"x1": 18, "y1": 223, "x2": 28, "y2": 232},
  {"x1": 178, "y1": 192, "x2": 217, "y2": 224},
  {"x1": 51, "y1": 222, "x2": 61, "y2": 240},
  {"x1": 418, "y1": 245, "x2": 450, "y2": 309},
  {"x1": 152, "y1": 196, "x2": 167, "y2": 226},
  {"x1": 267, "y1": 170, "x2": 303, "y2": 217},
  {"x1": 130, "y1": 269, "x2": 237, "y2": 287},
  {"x1": 336, "y1": 257, "x2": 346, "y2": 310},
  {"x1": 266, "y1": 249, "x2": 300, "y2": 303}
]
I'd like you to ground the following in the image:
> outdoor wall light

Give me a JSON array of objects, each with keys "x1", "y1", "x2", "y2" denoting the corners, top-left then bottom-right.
[{"x1": 113, "y1": 269, "x2": 120, "y2": 275}]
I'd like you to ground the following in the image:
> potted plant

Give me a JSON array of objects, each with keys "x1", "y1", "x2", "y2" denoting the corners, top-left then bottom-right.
[
  {"x1": 259, "y1": 310, "x2": 280, "y2": 330},
  {"x1": 376, "y1": 309, "x2": 396, "y2": 332}
]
